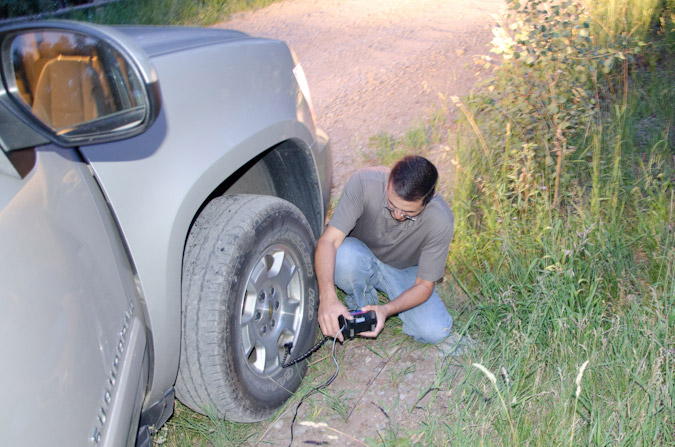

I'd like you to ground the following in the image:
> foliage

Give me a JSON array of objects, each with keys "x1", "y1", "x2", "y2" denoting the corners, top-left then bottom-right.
[
  {"x1": 68, "y1": 0, "x2": 278, "y2": 26},
  {"x1": 474, "y1": 0, "x2": 646, "y2": 211},
  {"x1": 451, "y1": 0, "x2": 673, "y2": 272},
  {"x1": 444, "y1": 0, "x2": 675, "y2": 444},
  {"x1": 448, "y1": 247, "x2": 674, "y2": 445},
  {"x1": 586, "y1": 0, "x2": 666, "y2": 47},
  {"x1": 0, "y1": 0, "x2": 89, "y2": 19},
  {"x1": 1, "y1": 0, "x2": 279, "y2": 26},
  {"x1": 155, "y1": 401, "x2": 257, "y2": 446}
]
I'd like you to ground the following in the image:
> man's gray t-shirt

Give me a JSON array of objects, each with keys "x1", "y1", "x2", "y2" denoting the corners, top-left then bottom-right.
[{"x1": 329, "y1": 167, "x2": 454, "y2": 282}]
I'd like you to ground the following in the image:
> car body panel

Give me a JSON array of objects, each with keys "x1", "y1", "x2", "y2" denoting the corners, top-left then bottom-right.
[
  {"x1": 0, "y1": 146, "x2": 147, "y2": 446},
  {"x1": 114, "y1": 26, "x2": 251, "y2": 57},
  {"x1": 79, "y1": 31, "x2": 329, "y2": 406}
]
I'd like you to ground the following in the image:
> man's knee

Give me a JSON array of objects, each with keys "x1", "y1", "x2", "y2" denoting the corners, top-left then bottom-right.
[
  {"x1": 402, "y1": 308, "x2": 453, "y2": 344},
  {"x1": 334, "y1": 238, "x2": 371, "y2": 282},
  {"x1": 409, "y1": 320, "x2": 451, "y2": 344}
]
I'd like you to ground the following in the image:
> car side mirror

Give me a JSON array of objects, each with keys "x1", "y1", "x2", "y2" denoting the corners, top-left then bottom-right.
[{"x1": 0, "y1": 21, "x2": 161, "y2": 149}]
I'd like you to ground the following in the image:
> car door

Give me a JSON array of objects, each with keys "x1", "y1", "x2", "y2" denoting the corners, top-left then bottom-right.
[{"x1": 0, "y1": 144, "x2": 149, "y2": 447}]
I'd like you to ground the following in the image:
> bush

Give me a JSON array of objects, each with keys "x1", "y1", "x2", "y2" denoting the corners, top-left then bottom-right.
[
  {"x1": 446, "y1": 4, "x2": 673, "y2": 444},
  {"x1": 447, "y1": 0, "x2": 674, "y2": 329}
]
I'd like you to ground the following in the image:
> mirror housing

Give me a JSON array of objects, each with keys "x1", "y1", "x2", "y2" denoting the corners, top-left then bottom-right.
[{"x1": 0, "y1": 20, "x2": 161, "y2": 151}]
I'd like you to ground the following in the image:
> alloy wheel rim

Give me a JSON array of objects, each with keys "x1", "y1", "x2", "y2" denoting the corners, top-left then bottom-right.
[{"x1": 239, "y1": 243, "x2": 304, "y2": 377}]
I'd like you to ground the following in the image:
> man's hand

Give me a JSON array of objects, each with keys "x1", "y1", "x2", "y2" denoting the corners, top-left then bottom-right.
[
  {"x1": 357, "y1": 304, "x2": 389, "y2": 338},
  {"x1": 318, "y1": 293, "x2": 351, "y2": 342}
]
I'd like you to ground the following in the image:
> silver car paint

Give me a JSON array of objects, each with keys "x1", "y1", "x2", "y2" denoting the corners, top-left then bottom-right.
[
  {"x1": 0, "y1": 146, "x2": 148, "y2": 446},
  {"x1": 79, "y1": 30, "x2": 330, "y2": 406}
]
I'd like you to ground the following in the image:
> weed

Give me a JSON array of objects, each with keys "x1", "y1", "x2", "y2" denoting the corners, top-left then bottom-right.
[
  {"x1": 368, "y1": 132, "x2": 406, "y2": 166},
  {"x1": 403, "y1": 124, "x2": 429, "y2": 151},
  {"x1": 388, "y1": 362, "x2": 416, "y2": 387},
  {"x1": 320, "y1": 388, "x2": 351, "y2": 421},
  {"x1": 161, "y1": 401, "x2": 256, "y2": 446}
]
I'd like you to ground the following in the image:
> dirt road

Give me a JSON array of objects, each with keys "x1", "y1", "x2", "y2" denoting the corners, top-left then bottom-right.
[
  {"x1": 219, "y1": 1, "x2": 505, "y2": 444},
  {"x1": 221, "y1": 0, "x2": 504, "y2": 194}
]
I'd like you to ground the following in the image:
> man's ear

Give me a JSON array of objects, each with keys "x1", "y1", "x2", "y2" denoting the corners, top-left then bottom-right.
[{"x1": 386, "y1": 178, "x2": 395, "y2": 197}]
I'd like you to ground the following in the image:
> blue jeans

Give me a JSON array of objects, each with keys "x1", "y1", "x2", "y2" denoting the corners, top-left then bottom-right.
[{"x1": 334, "y1": 237, "x2": 453, "y2": 344}]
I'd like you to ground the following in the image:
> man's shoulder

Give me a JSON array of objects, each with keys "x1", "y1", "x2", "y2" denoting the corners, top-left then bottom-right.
[
  {"x1": 344, "y1": 166, "x2": 389, "y2": 194},
  {"x1": 431, "y1": 194, "x2": 452, "y2": 213},
  {"x1": 424, "y1": 195, "x2": 454, "y2": 230},
  {"x1": 349, "y1": 166, "x2": 389, "y2": 183},
  {"x1": 331, "y1": 166, "x2": 388, "y2": 232}
]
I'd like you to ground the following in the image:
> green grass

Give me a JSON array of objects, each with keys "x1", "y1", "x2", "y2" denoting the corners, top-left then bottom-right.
[
  {"x1": 64, "y1": 0, "x2": 280, "y2": 26},
  {"x1": 366, "y1": 122, "x2": 432, "y2": 168},
  {"x1": 156, "y1": 401, "x2": 258, "y2": 446},
  {"x1": 443, "y1": 212, "x2": 674, "y2": 445},
  {"x1": 438, "y1": 1, "x2": 674, "y2": 444}
]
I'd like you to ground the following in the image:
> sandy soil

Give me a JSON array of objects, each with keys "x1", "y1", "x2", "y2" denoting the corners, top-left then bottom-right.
[{"x1": 217, "y1": 1, "x2": 505, "y2": 444}]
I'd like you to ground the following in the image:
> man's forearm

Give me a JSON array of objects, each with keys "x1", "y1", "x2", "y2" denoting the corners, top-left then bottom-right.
[
  {"x1": 314, "y1": 227, "x2": 350, "y2": 339},
  {"x1": 315, "y1": 237, "x2": 338, "y2": 300},
  {"x1": 380, "y1": 279, "x2": 434, "y2": 317}
]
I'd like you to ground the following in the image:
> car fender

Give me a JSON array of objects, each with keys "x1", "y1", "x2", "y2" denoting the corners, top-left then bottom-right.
[{"x1": 79, "y1": 36, "x2": 323, "y2": 407}]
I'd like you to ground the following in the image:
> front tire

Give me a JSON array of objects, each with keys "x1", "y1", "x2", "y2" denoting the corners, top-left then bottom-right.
[{"x1": 175, "y1": 195, "x2": 319, "y2": 422}]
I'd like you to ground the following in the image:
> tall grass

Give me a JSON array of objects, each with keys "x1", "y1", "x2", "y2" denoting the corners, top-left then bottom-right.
[
  {"x1": 65, "y1": 0, "x2": 279, "y2": 26},
  {"x1": 585, "y1": 0, "x2": 666, "y2": 45},
  {"x1": 444, "y1": 0, "x2": 674, "y2": 444}
]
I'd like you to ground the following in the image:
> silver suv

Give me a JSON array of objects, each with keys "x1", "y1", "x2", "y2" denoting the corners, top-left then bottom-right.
[{"x1": 0, "y1": 20, "x2": 331, "y2": 447}]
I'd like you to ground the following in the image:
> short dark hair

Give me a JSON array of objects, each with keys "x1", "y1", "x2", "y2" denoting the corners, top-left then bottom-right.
[{"x1": 389, "y1": 155, "x2": 438, "y2": 205}]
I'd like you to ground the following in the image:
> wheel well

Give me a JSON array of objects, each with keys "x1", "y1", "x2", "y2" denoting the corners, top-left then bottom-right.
[{"x1": 199, "y1": 139, "x2": 323, "y2": 238}]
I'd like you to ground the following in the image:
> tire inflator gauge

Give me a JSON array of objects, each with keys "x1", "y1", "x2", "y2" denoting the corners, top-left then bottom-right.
[{"x1": 338, "y1": 309, "x2": 377, "y2": 339}]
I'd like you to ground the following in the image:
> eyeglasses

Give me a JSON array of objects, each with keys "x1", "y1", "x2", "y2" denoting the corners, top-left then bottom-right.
[{"x1": 384, "y1": 199, "x2": 424, "y2": 221}]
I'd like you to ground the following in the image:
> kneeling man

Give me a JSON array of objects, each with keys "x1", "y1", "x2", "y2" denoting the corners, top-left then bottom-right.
[{"x1": 316, "y1": 155, "x2": 454, "y2": 344}]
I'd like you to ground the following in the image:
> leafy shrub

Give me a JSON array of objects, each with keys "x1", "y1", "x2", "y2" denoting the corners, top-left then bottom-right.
[
  {"x1": 449, "y1": 0, "x2": 673, "y2": 301},
  {"x1": 472, "y1": 0, "x2": 642, "y2": 211}
]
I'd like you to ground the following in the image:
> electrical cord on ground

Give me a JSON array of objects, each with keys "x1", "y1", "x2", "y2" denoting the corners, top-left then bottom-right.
[
  {"x1": 281, "y1": 334, "x2": 331, "y2": 368},
  {"x1": 286, "y1": 326, "x2": 344, "y2": 447}
]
